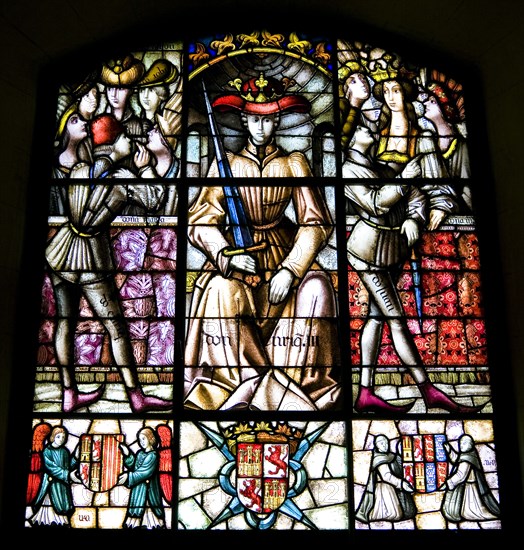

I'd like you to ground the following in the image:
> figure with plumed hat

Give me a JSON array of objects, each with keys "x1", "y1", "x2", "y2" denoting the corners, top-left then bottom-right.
[{"x1": 184, "y1": 72, "x2": 340, "y2": 411}]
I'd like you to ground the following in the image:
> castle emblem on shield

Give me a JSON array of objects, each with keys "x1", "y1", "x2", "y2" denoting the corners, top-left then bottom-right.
[
  {"x1": 79, "y1": 433, "x2": 125, "y2": 492},
  {"x1": 237, "y1": 441, "x2": 289, "y2": 513},
  {"x1": 195, "y1": 421, "x2": 329, "y2": 529}
]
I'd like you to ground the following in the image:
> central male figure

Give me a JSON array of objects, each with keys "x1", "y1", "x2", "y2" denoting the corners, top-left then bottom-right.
[{"x1": 184, "y1": 73, "x2": 340, "y2": 411}]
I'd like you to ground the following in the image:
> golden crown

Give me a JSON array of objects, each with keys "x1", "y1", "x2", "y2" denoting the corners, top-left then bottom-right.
[
  {"x1": 221, "y1": 421, "x2": 304, "y2": 455},
  {"x1": 364, "y1": 53, "x2": 401, "y2": 82},
  {"x1": 228, "y1": 73, "x2": 295, "y2": 103}
]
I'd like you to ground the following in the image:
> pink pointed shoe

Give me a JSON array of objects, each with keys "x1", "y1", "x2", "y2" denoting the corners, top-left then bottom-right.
[
  {"x1": 127, "y1": 387, "x2": 173, "y2": 413},
  {"x1": 63, "y1": 386, "x2": 104, "y2": 413},
  {"x1": 354, "y1": 386, "x2": 414, "y2": 415},
  {"x1": 418, "y1": 381, "x2": 484, "y2": 413}
]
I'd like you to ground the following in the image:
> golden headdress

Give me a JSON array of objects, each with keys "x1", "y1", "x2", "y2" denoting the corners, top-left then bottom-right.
[{"x1": 100, "y1": 55, "x2": 145, "y2": 87}]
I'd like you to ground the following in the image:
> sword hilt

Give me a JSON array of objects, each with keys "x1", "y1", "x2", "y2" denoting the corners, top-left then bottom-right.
[{"x1": 222, "y1": 241, "x2": 268, "y2": 257}]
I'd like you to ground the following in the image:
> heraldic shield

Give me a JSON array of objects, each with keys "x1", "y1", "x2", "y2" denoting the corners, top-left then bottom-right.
[
  {"x1": 401, "y1": 434, "x2": 449, "y2": 492},
  {"x1": 79, "y1": 434, "x2": 125, "y2": 492},
  {"x1": 195, "y1": 421, "x2": 330, "y2": 529},
  {"x1": 237, "y1": 441, "x2": 290, "y2": 513}
]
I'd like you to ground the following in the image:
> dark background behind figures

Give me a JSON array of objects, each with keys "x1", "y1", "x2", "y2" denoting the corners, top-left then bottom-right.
[{"x1": 0, "y1": 0, "x2": 522, "y2": 538}]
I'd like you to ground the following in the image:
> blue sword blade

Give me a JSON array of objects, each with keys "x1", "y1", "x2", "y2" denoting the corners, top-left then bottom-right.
[
  {"x1": 202, "y1": 79, "x2": 253, "y2": 249},
  {"x1": 224, "y1": 185, "x2": 254, "y2": 248},
  {"x1": 411, "y1": 257, "x2": 424, "y2": 333}
]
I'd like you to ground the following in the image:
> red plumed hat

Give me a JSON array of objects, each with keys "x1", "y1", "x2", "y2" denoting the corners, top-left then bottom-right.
[{"x1": 212, "y1": 73, "x2": 310, "y2": 115}]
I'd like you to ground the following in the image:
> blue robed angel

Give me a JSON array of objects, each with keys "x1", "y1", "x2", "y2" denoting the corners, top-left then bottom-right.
[
  {"x1": 30, "y1": 426, "x2": 78, "y2": 526},
  {"x1": 118, "y1": 427, "x2": 166, "y2": 529}
]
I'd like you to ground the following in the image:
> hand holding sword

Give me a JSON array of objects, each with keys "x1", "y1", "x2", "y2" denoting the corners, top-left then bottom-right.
[
  {"x1": 223, "y1": 242, "x2": 265, "y2": 285},
  {"x1": 228, "y1": 250, "x2": 261, "y2": 289},
  {"x1": 228, "y1": 250, "x2": 256, "y2": 274}
]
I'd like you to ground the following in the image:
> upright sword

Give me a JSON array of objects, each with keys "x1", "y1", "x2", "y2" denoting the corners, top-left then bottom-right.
[
  {"x1": 201, "y1": 79, "x2": 267, "y2": 283},
  {"x1": 410, "y1": 248, "x2": 424, "y2": 333}
]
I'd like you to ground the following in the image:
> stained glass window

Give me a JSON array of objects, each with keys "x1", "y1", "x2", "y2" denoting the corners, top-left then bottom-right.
[{"x1": 13, "y1": 26, "x2": 511, "y2": 539}]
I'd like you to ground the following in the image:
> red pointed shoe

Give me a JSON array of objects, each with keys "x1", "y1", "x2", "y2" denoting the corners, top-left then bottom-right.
[
  {"x1": 63, "y1": 387, "x2": 104, "y2": 413},
  {"x1": 418, "y1": 381, "x2": 484, "y2": 413},
  {"x1": 354, "y1": 387, "x2": 414, "y2": 414},
  {"x1": 128, "y1": 387, "x2": 173, "y2": 413}
]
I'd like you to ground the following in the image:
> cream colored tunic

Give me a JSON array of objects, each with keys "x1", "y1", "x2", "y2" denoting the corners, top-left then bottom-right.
[
  {"x1": 46, "y1": 159, "x2": 165, "y2": 283},
  {"x1": 184, "y1": 140, "x2": 340, "y2": 410}
]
